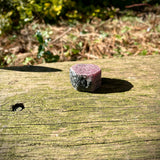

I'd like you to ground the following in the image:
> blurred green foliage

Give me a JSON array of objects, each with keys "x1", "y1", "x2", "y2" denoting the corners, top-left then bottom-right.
[
  {"x1": 35, "y1": 30, "x2": 59, "y2": 62},
  {"x1": 0, "y1": 0, "x2": 159, "y2": 35},
  {"x1": 0, "y1": 52, "x2": 16, "y2": 66}
]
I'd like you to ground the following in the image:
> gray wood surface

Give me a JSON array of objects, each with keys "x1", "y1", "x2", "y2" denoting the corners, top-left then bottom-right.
[{"x1": 0, "y1": 56, "x2": 160, "y2": 159}]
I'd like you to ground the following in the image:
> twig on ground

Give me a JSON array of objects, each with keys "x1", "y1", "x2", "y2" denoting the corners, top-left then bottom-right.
[
  {"x1": 51, "y1": 27, "x2": 72, "y2": 43},
  {"x1": 125, "y1": 3, "x2": 151, "y2": 8}
]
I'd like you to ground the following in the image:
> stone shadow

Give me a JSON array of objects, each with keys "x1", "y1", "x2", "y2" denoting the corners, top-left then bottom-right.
[
  {"x1": 94, "y1": 78, "x2": 133, "y2": 94},
  {"x1": 0, "y1": 65, "x2": 62, "y2": 72}
]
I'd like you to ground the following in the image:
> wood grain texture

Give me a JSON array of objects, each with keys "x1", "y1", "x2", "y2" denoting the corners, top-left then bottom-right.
[{"x1": 0, "y1": 56, "x2": 160, "y2": 159}]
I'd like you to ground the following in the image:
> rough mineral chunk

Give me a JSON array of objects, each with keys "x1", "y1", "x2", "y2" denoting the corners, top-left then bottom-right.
[{"x1": 70, "y1": 64, "x2": 101, "y2": 92}]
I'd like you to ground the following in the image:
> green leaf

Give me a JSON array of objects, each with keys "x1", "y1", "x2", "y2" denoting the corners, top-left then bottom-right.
[
  {"x1": 4, "y1": 54, "x2": 16, "y2": 65},
  {"x1": 78, "y1": 41, "x2": 83, "y2": 48},
  {"x1": 121, "y1": 26, "x2": 130, "y2": 34},
  {"x1": 139, "y1": 50, "x2": 147, "y2": 56},
  {"x1": 100, "y1": 31, "x2": 109, "y2": 38},
  {"x1": 80, "y1": 30, "x2": 88, "y2": 34},
  {"x1": 5, "y1": 56, "x2": 12, "y2": 64},
  {"x1": 69, "y1": 34, "x2": 77, "y2": 41},
  {"x1": 44, "y1": 50, "x2": 52, "y2": 56},
  {"x1": 64, "y1": 51, "x2": 70, "y2": 57},
  {"x1": 36, "y1": 31, "x2": 44, "y2": 44},
  {"x1": 63, "y1": 45, "x2": 70, "y2": 50},
  {"x1": 44, "y1": 51, "x2": 59, "y2": 62},
  {"x1": 23, "y1": 57, "x2": 34, "y2": 65},
  {"x1": 44, "y1": 38, "x2": 51, "y2": 46},
  {"x1": 37, "y1": 44, "x2": 45, "y2": 58},
  {"x1": 115, "y1": 34, "x2": 122, "y2": 40},
  {"x1": 71, "y1": 48, "x2": 79, "y2": 54}
]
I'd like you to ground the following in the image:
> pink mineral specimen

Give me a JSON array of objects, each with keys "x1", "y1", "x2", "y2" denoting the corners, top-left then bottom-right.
[{"x1": 70, "y1": 64, "x2": 101, "y2": 92}]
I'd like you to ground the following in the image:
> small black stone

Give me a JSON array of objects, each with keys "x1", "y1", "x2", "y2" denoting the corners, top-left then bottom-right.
[{"x1": 12, "y1": 103, "x2": 25, "y2": 111}]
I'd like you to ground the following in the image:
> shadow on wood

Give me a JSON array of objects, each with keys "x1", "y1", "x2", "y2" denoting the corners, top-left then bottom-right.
[
  {"x1": 0, "y1": 65, "x2": 62, "y2": 72},
  {"x1": 94, "y1": 78, "x2": 133, "y2": 94}
]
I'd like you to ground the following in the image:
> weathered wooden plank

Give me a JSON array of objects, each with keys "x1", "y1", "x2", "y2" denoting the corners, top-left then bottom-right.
[{"x1": 0, "y1": 56, "x2": 160, "y2": 159}]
